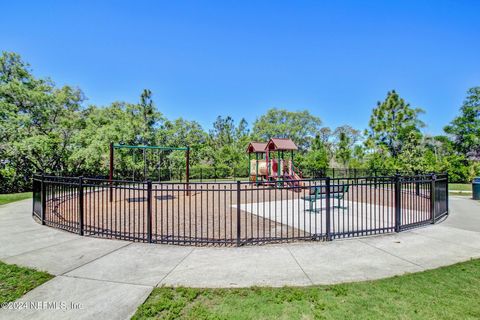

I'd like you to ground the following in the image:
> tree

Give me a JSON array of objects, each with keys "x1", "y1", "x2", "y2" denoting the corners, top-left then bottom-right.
[
  {"x1": 252, "y1": 108, "x2": 322, "y2": 150},
  {"x1": 0, "y1": 51, "x2": 84, "y2": 191},
  {"x1": 365, "y1": 147, "x2": 396, "y2": 172},
  {"x1": 396, "y1": 131, "x2": 425, "y2": 173},
  {"x1": 333, "y1": 125, "x2": 361, "y2": 167},
  {"x1": 210, "y1": 116, "x2": 236, "y2": 148},
  {"x1": 334, "y1": 125, "x2": 361, "y2": 145},
  {"x1": 159, "y1": 118, "x2": 207, "y2": 166},
  {"x1": 336, "y1": 132, "x2": 352, "y2": 167},
  {"x1": 69, "y1": 102, "x2": 137, "y2": 176},
  {"x1": 302, "y1": 135, "x2": 329, "y2": 172},
  {"x1": 2, "y1": 51, "x2": 477, "y2": 190},
  {"x1": 317, "y1": 127, "x2": 333, "y2": 144},
  {"x1": 444, "y1": 87, "x2": 480, "y2": 159},
  {"x1": 68, "y1": 88, "x2": 164, "y2": 178},
  {"x1": 139, "y1": 89, "x2": 156, "y2": 144},
  {"x1": 350, "y1": 145, "x2": 366, "y2": 169},
  {"x1": 366, "y1": 90, "x2": 425, "y2": 157}
]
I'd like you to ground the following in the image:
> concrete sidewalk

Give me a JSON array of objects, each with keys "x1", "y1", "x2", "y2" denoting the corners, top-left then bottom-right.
[{"x1": 1, "y1": 197, "x2": 479, "y2": 319}]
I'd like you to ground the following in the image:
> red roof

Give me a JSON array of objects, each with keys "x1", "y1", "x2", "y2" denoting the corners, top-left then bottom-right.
[
  {"x1": 265, "y1": 138, "x2": 298, "y2": 151},
  {"x1": 246, "y1": 142, "x2": 267, "y2": 153}
]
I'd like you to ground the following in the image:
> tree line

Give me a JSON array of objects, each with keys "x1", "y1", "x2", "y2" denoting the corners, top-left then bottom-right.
[{"x1": 0, "y1": 51, "x2": 479, "y2": 192}]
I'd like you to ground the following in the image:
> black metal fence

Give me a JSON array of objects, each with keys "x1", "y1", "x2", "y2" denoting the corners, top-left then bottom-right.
[
  {"x1": 32, "y1": 173, "x2": 448, "y2": 246},
  {"x1": 110, "y1": 166, "x2": 415, "y2": 183}
]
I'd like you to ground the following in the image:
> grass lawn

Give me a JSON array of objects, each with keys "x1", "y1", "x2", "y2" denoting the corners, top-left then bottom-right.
[
  {"x1": 0, "y1": 261, "x2": 52, "y2": 304},
  {"x1": 0, "y1": 192, "x2": 32, "y2": 206},
  {"x1": 134, "y1": 259, "x2": 480, "y2": 320},
  {"x1": 449, "y1": 183, "x2": 471, "y2": 191}
]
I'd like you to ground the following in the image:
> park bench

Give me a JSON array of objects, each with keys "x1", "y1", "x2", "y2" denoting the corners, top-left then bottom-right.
[{"x1": 302, "y1": 185, "x2": 349, "y2": 212}]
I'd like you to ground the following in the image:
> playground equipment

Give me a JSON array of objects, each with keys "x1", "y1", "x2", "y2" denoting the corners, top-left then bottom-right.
[
  {"x1": 108, "y1": 143, "x2": 191, "y2": 200},
  {"x1": 247, "y1": 138, "x2": 302, "y2": 187},
  {"x1": 109, "y1": 142, "x2": 190, "y2": 182}
]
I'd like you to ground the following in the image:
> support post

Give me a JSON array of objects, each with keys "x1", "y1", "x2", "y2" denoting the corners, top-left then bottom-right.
[
  {"x1": 277, "y1": 150, "x2": 281, "y2": 187},
  {"x1": 415, "y1": 170, "x2": 420, "y2": 196},
  {"x1": 41, "y1": 174, "x2": 46, "y2": 225},
  {"x1": 143, "y1": 147, "x2": 147, "y2": 180},
  {"x1": 248, "y1": 153, "x2": 251, "y2": 182},
  {"x1": 109, "y1": 142, "x2": 114, "y2": 202},
  {"x1": 186, "y1": 146, "x2": 190, "y2": 195},
  {"x1": 255, "y1": 153, "x2": 259, "y2": 185},
  {"x1": 147, "y1": 180, "x2": 153, "y2": 243},
  {"x1": 236, "y1": 181, "x2": 241, "y2": 246},
  {"x1": 394, "y1": 174, "x2": 401, "y2": 232},
  {"x1": 446, "y1": 174, "x2": 449, "y2": 216},
  {"x1": 325, "y1": 177, "x2": 331, "y2": 241},
  {"x1": 266, "y1": 151, "x2": 269, "y2": 179},
  {"x1": 78, "y1": 176, "x2": 84, "y2": 236},
  {"x1": 430, "y1": 174, "x2": 436, "y2": 224}
]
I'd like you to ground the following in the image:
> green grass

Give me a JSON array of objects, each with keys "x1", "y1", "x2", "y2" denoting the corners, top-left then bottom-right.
[
  {"x1": 133, "y1": 259, "x2": 480, "y2": 320},
  {"x1": 0, "y1": 192, "x2": 32, "y2": 205},
  {"x1": 449, "y1": 183, "x2": 471, "y2": 191},
  {"x1": 0, "y1": 261, "x2": 53, "y2": 303}
]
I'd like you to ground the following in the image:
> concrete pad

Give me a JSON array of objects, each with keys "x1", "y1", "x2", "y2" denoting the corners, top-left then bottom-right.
[
  {"x1": 411, "y1": 224, "x2": 480, "y2": 250},
  {"x1": 66, "y1": 243, "x2": 193, "y2": 286},
  {"x1": 159, "y1": 246, "x2": 312, "y2": 287},
  {"x1": 1, "y1": 191, "x2": 480, "y2": 293},
  {"x1": 0, "y1": 222, "x2": 45, "y2": 234},
  {"x1": 0, "y1": 221, "x2": 45, "y2": 235},
  {"x1": 0, "y1": 199, "x2": 32, "y2": 213},
  {"x1": 288, "y1": 239, "x2": 423, "y2": 284},
  {"x1": 359, "y1": 231, "x2": 480, "y2": 269},
  {"x1": 443, "y1": 196, "x2": 480, "y2": 233},
  {"x1": 4, "y1": 237, "x2": 130, "y2": 275},
  {"x1": 0, "y1": 214, "x2": 37, "y2": 226},
  {"x1": 0, "y1": 276, "x2": 152, "y2": 320},
  {"x1": 0, "y1": 215, "x2": 52, "y2": 236},
  {"x1": 0, "y1": 228, "x2": 78, "y2": 259},
  {"x1": 236, "y1": 199, "x2": 398, "y2": 235}
]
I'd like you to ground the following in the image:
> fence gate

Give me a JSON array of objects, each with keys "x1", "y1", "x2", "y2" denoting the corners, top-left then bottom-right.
[{"x1": 398, "y1": 174, "x2": 448, "y2": 231}]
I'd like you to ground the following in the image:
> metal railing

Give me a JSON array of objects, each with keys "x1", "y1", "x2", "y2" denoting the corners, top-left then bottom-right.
[
  {"x1": 108, "y1": 167, "x2": 412, "y2": 182},
  {"x1": 32, "y1": 173, "x2": 448, "y2": 246}
]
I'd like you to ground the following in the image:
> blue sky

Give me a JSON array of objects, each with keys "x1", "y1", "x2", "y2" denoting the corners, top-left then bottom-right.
[{"x1": 1, "y1": 0, "x2": 479, "y2": 135}]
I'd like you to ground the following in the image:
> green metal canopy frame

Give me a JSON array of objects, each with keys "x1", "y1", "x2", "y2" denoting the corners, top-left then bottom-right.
[{"x1": 108, "y1": 142, "x2": 190, "y2": 201}]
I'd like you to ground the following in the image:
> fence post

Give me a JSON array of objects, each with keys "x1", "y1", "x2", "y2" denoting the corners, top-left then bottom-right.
[
  {"x1": 236, "y1": 180, "x2": 241, "y2": 246},
  {"x1": 446, "y1": 174, "x2": 449, "y2": 216},
  {"x1": 147, "y1": 180, "x2": 153, "y2": 243},
  {"x1": 415, "y1": 170, "x2": 420, "y2": 196},
  {"x1": 78, "y1": 176, "x2": 84, "y2": 236},
  {"x1": 109, "y1": 142, "x2": 113, "y2": 202},
  {"x1": 325, "y1": 177, "x2": 331, "y2": 241},
  {"x1": 41, "y1": 174, "x2": 46, "y2": 226},
  {"x1": 430, "y1": 174, "x2": 436, "y2": 224},
  {"x1": 394, "y1": 174, "x2": 401, "y2": 232}
]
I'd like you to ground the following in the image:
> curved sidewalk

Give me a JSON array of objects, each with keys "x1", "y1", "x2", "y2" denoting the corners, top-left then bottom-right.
[{"x1": 1, "y1": 197, "x2": 479, "y2": 319}]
